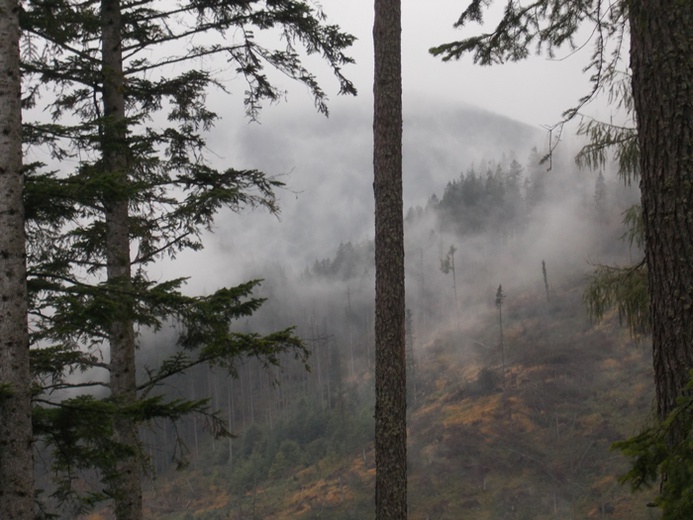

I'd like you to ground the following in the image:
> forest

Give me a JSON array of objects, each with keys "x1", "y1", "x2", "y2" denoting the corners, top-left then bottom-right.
[
  {"x1": 1, "y1": 1, "x2": 692, "y2": 520},
  {"x1": 118, "y1": 146, "x2": 649, "y2": 519}
]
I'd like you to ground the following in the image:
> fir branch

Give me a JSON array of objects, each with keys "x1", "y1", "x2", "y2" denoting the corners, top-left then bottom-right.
[{"x1": 583, "y1": 257, "x2": 648, "y2": 335}]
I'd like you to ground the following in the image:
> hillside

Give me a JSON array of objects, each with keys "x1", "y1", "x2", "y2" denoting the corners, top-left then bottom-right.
[{"x1": 94, "y1": 277, "x2": 658, "y2": 520}]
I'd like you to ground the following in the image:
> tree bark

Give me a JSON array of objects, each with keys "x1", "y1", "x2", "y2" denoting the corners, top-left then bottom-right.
[
  {"x1": 101, "y1": 0, "x2": 142, "y2": 518},
  {"x1": 629, "y1": 0, "x2": 693, "y2": 421},
  {"x1": 0, "y1": 1, "x2": 34, "y2": 517},
  {"x1": 373, "y1": 0, "x2": 407, "y2": 518}
]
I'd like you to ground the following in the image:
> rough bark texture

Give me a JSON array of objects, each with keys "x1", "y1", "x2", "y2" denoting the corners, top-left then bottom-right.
[
  {"x1": 629, "y1": 0, "x2": 693, "y2": 421},
  {"x1": 0, "y1": 1, "x2": 34, "y2": 517},
  {"x1": 101, "y1": 1, "x2": 142, "y2": 518},
  {"x1": 373, "y1": 0, "x2": 407, "y2": 518}
]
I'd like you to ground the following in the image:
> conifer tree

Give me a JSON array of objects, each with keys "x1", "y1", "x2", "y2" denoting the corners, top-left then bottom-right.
[
  {"x1": 21, "y1": 1, "x2": 355, "y2": 517},
  {"x1": 495, "y1": 284, "x2": 505, "y2": 385},
  {"x1": 373, "y1": 0, "x2": 406, "y2": 517},
  {"x1": 577, "y1": 68, "x2": 648, "y2": 336},
  {"x1": 0, "y1": 0, "x2": 34, "y2": 516}
]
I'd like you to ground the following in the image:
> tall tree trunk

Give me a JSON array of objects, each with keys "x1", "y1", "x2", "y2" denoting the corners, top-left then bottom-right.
[
  {"x1": 101, "y1": 0, "x2": 142, "y2": 518},
  {"x1": 373, "y1": 0, "x2": 406, "y2": 518},
  {"x1": 0, "y1": 1, "x2": 34, "y2": 517},
  {"x1": 629, "y1": 1, "x2": 693, "y2": 421}
]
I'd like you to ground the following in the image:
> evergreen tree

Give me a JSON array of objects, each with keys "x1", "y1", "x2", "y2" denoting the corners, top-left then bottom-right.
[
  {"x1": 575, "y1": 63, "x2": 647, "y2": 339},
  {"x1": 21, "y1": 1, "x2": 355, "y2": 517},
  {"x1": 440, "y1": 244, "x2": 459, "y2": 319},
  {"x1": 0, "y1": 0, "x2": 34, "y2": 516},
  {"x1": 503, "y1": 158, "x2": 524, "y2": 233},
  {"x1": 495, "y1": 284, "x2": 505, "y2": 385},
  {"x1": 373, "y1": 0, "x2": 407, "y2": 517}
]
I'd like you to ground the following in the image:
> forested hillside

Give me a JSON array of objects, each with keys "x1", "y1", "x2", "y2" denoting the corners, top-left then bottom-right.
[
  {"x1": 66, "y1": 143, "x2": 653, "y2": 519},
  {"x1": 129, "y1": 278, "x2": 654, "y2": 520}
]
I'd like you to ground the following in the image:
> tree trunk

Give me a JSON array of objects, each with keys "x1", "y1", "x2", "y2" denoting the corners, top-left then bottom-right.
[
  {"x1": 629, "y1": 0, "x2": 693, "y2": 421},
  {"x1": 101, "y1": 0, "x2": 142, "y2": 518},
  {"x1": 0, "y1": 1, "x2": 34, "y2": 517},
  {"x1": 373, "y1": 0, "x2": 407, "y2": 518}
]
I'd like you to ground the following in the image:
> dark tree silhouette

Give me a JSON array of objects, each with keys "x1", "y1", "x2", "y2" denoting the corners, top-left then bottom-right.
[{"x1": 373, "y1": 0, "x2": 407, "y2": 517}]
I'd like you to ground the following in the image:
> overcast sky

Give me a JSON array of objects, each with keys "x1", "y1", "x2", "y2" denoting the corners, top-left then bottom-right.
[
  {"x1": 317, "y1": 0, "x2": 606, "y2": 127},
  {"x1": 161, "y1": 0, "x2": 627, "y2": 290}
]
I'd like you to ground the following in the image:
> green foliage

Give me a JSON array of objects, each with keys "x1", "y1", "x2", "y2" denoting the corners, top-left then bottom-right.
[
  {"x1": 430, "y1": 0, "x2": 628, "y2": 123},
  {"x1": 433, "y1": 160, "x2": 528, "y2": 238},
  {"x1": 614, "y1": 371, "x2": 693, "y2": 518},
  {"x1": 431, "y1": 0, "x2": 598, "y2": 64},
  {"x1": 583, "y1": 260, "x2": 649, "y2": 335},
  {"x1": 32, "y1": 394, "x2": 225, "y2": 511},
  {"x1": 0, "y1": 383, "x2": 14, "y2": 401},
  {"x1": 575, "y1": 70, "x2": 639, "y2": 185},
  {"x1": 576, "y1": 114, "x2": 639, "y2": 184},
  {"x1": 440, "y1": 245, "x2": 456, "y2": 275},
  {"x1": 269, "y1": 440, "x2": 302, "y2": 478},
  {"x1": 495, "y1": 284, "x2": 505, "y2": 308},
  {"x1": 276, "y1": 398, "x2": 328, "y2": 446},
  {"x1": 230, "y1": 449, "x2": 267, "y2": 492},
  {"x1": 308, "y1": 240, "x2": 374, "y2": 281},
  {"x1": 20, "y1": 0, "x2": 354, "y2": 515},
  {"x1": 472, "y1": 367, "x2": 500, "y2": 396},
  {"x1": 621, "y1": 204, "x2": 646, "y2": 250}
]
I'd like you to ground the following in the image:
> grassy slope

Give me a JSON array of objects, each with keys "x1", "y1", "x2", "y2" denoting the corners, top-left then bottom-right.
[{"x1": 87, "y1": 279, "x2": 658, "y2": 520}]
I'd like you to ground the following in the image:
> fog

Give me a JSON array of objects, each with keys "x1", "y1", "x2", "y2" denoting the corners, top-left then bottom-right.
[
  {"x1": 158, "y1": 95, "x2": 553, "y2": 290},
  {"x1": 125, "y1": 89, "x2": 643, "y2": 512},
  {"x1": 25, "y1": 2, "x2": 649, "y2": 516},
  {"x1": 155, "y1": 92, "x2": 637, "y2": 340},
  {"x1": 41, "y1": 81, "x2": 643, "y2": 520}
]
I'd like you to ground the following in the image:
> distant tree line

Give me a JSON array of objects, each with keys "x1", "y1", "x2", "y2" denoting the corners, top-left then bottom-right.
[{"x1": 405, "y1": 150, "x2": 572, "y2": 240}]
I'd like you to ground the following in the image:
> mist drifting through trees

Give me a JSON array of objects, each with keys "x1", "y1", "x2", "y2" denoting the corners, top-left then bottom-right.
[
  {"x1": 2, "y1": 1, "x2": 667, "y2": 517},
  {"x1": 99, "y1": 98, "x2": 644, "y2": 515}
]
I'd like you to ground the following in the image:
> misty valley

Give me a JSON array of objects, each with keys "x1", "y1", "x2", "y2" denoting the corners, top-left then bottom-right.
[
  {"x1": 2, "y1": 1, "x2": 690, "y2": 519},
  {"x1": 37, "y1": 125, "x2": 655, "y2": 519}
]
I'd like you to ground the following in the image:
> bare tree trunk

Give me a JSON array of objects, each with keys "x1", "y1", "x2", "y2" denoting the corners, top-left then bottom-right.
[
  {"x1": 629, "y1": 0, "x2": 693, "y2": 422},
  {"x1": 0, "y1": 1, "x2": 34, "y2": 517},
  {"x1": 101, "y1": 1, "x2": 142, "y2": 518},
  {"x1": 373, "y1": 0, "x2": 407, "y2": 518}
]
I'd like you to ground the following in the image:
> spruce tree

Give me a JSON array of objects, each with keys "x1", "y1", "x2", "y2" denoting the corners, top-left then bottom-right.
[
  {"x1": 21, "y1": 1, "x2": 355, "y2": 517},
  {"x1": 0, "y1": 0, "x2": 34, "y2": 516}
]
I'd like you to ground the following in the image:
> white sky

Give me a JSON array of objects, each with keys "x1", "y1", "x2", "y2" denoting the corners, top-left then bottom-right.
[
  {"x1": 157, "y1": 1, "x2": 630, "y2": 288},
  {"x1": 317, "y1": 0, "x2": 610, "y2": 128}
]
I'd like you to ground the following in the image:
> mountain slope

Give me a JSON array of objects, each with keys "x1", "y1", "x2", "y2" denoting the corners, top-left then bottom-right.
[{"x1": 115, "y1": 277, "x2": 656, "y2": 520}]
